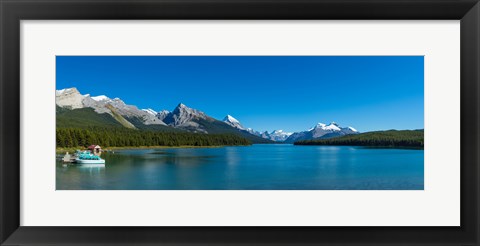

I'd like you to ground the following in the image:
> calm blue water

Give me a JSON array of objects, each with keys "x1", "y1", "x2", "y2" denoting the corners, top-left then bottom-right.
[{"x1": 56, "y1": 144, "x2": 424, "y2": 190}]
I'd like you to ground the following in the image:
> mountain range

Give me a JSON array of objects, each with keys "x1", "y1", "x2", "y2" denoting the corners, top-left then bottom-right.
[
  {"x1": 221, "y1": 113, "x2": 358, "y2": 142},
  {"x1": 56, "y1": 88, "x2": 359, "y2": 143},
  {"x1": 284, "y1": 122, "x2": 358, "y2": 143}
]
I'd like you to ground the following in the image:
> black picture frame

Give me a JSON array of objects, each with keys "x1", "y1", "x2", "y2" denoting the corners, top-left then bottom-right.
[{"x1": 1, "y1": 0, "x2": 479, "y2": 245}]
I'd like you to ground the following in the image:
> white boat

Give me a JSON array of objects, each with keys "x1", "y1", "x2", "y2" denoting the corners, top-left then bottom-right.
[{"x1": 74, "y1": 150, "x2": 105, "y2": 164}]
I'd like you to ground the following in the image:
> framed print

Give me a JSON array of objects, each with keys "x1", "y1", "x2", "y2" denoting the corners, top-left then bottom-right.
[{"x1": 1, "y1": 0, "x2": 479, "y2": 245}]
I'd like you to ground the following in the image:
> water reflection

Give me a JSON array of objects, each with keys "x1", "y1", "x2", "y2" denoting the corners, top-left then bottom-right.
[
  {"x1": 56, "y1": 162, "x2": 106, "y2": 190},
  {"x1": 75, "y1": 164, "x2": 105, "y2": 174},
  {"x1": 59, "y1": 163, "x2": 105, "y2": 171},
  {"x1": 56, "y1": 145, "x2": 424, "y2": 190}
]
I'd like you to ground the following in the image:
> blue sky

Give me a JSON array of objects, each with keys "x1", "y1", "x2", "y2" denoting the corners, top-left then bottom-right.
[{"x1": 56, "y1": 56, "x2": 424, "y2": 132}]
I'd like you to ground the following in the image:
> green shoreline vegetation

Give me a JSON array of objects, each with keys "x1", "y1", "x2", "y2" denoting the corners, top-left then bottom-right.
[
  {"x1": 56, "y1": 145, "x2": 227, "y2": 154},
  {"x1": 294, "y1": 130, "x2": 424, "y2": 148},
  {"x1": 56, "y1": 107, "x2": 424, "y2": 151},
  {"x1": 56, "y1": 127, "x2": 251, "y2": 150}
]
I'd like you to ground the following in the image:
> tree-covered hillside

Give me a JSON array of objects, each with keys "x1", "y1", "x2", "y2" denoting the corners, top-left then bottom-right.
[
  {"x1": 57, "y1": 106, "x2": 183, "y2": 132},
  {"x1": 56, "y1": 107, "x2": 255, "y2": 147},
  {"x1": 57, "y1": 127, "x2": 251, "y2": 148},
  {"x1": 294, "y1": 130, "x2": 424, "y2": 148},
  {"x1": 56, "y1": 106, "x2": 123, "y2": 128},
  {"x1": 57, "y1": 99, "x2": 273, "y2": 144}
]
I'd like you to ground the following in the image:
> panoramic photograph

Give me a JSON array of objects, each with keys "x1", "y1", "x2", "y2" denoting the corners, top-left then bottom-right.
[{"x1": 56, "y1": 56, "x2": 424, "y2": 190}]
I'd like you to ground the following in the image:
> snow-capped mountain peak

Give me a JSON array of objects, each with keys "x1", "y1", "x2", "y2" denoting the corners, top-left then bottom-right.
[
  {"x1": 270, "y1": 129, "x2": 292, "y2": 135},
  {"x1": 266, "y1": 130, "x2": 293, "y2": 141},
  {"x1": 142, "y1": 108, "x2": 157, "y2": 116},
  {"x1": 310, "y1": 122, "x2": 341, "y2": 131},
  {"x1": 249, "y1": 129, "x2": 293, "y2": 142},
  {"x1": 310, "y1": 123, "x2": 326, "y2": 130},
  {"x1": 225, "y1": 115, "x2": 239, "y2": 123},
  {"x1": 223, "y1": 115, "x2": 244, "y2": 129},
  {"x1": 324, "y1": 122, "x2": 341, "y2": 131},
  {"x1": 56, "y1": 88, "x2": 77, "y2": 96},
  {"x1": 285, "y1": 121, "x2": 360, "y2": 143},
  {"x1": 347, "y1": 126, "x2": 358, "y2": 132},
  {"x1": 91, "y1": 95, "x2": 110, "y2": 102}
]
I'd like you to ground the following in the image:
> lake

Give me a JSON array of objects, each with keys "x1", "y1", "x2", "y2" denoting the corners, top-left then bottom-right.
[{"x1": 56, "y1": 144, "x2": 424, "y2": 190}]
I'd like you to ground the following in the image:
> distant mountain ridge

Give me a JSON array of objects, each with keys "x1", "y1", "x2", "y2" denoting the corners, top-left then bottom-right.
[
  {"x1": 284, "y1": 122, "x2": 358, "y2": 143},
  {"x1": 56, "y1": 87, "x2": 359, "y2": 143},
  {"x1": 244, "y1": 129, "x2": 294, "y2": 142}
]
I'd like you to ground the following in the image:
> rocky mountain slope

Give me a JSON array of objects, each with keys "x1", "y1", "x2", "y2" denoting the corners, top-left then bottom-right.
[{"x1": 56, "y1": 88, "x2": 164, "y2": 129}]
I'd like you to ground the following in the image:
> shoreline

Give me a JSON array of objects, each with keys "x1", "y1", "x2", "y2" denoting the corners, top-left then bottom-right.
[
  {"x1": 56, "y1": 143, "x2": 423, "y2": 154},
  {"x1": 56, "y1": 145, "x2": 245, "y2": 154},
  {"x1": 106, "y1": 145, "x2": 228, "y2": 150}
]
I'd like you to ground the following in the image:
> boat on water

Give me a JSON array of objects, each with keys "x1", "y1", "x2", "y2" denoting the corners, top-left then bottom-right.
[{"x1": 74, "y1": 150, "x2": 105, "y2": 164}]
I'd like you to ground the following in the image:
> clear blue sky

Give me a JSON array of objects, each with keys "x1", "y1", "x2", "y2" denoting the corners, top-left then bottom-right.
[{"x1": 56, "y1": 56, "x2": 424, "y2": 132}]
